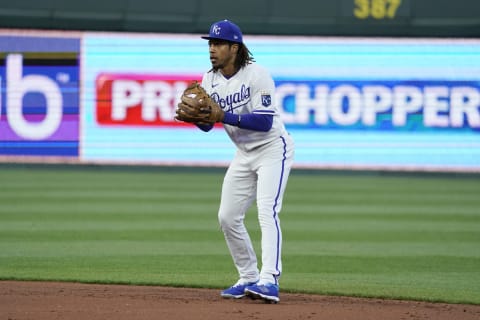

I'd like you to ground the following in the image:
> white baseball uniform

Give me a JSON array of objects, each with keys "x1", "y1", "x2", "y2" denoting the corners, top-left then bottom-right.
[{"x1": 202, "y1": 62, "x2": 295, "y2": 285}]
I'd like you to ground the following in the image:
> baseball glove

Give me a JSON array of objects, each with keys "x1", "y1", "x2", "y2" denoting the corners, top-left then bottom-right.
[{"x1": 175, "y1": 82, "x2": 224, "y2": 124}]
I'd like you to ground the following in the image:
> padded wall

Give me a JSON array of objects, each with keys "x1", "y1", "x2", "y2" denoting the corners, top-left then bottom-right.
[{"x1": 0, "y1": 0, "x2": 479, "y2": 37}]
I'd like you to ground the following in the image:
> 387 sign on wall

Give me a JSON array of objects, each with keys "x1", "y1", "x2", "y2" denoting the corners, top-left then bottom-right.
[{"x1": 352, "y1": 0, "x2": 405, "y2": 19}]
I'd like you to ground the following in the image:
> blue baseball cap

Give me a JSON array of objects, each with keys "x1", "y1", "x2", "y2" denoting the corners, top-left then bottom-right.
[{"x1": 201, "y1": 19, "x2": 243, "y2": 44}]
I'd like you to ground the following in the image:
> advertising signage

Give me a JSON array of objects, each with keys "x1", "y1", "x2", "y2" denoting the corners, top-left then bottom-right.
[
  {"x1": 0, "y1": 34, "x2": 80, "y2": 157},
  {"x1": 81, "y1": 34, "x2": 480, "y2": 171},
  {"x1": 1, "y1": 30, "x2": 478, "y2": 172}
]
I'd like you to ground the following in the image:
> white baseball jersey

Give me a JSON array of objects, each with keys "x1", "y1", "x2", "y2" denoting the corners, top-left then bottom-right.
[
  {"x1": 203, "y1": 62, "x2": 295, "y2": 286},
  {"x1": 201, "y1": 63, "x2": 289, "y2": 152}
]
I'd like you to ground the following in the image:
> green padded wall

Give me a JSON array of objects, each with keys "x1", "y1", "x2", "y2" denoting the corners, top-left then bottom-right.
[{"x1": 0, "y1": 0, "x2": 478, "y2": 36}]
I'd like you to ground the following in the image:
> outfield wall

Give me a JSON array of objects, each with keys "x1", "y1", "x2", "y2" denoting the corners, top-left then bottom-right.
[{"x1": 1, "y1": 29, "x2": 480, "y2": 172}]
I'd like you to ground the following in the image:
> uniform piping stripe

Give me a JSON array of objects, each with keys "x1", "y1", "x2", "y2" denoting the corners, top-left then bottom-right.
[
  {"x1": 252, "y1": 109, "x2": 275, "y2": 114},
  {"x1": 272, "y1": 135, "x2": 287, "y2": 282}
]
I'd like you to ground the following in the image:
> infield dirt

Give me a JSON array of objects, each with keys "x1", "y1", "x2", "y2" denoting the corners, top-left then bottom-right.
[{"x1": 1, "y1": 281, "x2": 479, "y2": 320}]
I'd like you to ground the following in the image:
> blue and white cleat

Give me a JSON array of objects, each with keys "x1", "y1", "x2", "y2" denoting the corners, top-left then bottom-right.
[
  {"x1": 221, "y1": 280, "x2": 258, "y2": 299},
  {"x1": 244, "y1": 282, "x2": 280, "y2": 303}
]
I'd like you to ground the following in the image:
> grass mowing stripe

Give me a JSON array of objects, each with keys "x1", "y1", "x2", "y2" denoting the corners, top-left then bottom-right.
[
  {"x1": 280, "y1": 255, "x2": 480, "y2": 304},
  {"x1": 0, "y1": 229, "x2": 224, "y2": 242},
  {"x1": 0, "y1": 240, "x2": 228, "y2": 257},
  {"x1": 285, "y1": 230, "x2": 480, "y2": 242},
  {"x1": 282, "y1": 272, "x2": 479, "y2": 304},
  {"x1": 284, "y1": 220, "x2": 479, "y2": 232},
  {"x1": 0, "y1": 204, "x2": 218, "y2": 217},
  {"x1": 0, "y1": 255, "x2": 236, "y2": 288},
  {"x1": 286, "y1": 204, "x2": 480, "y2": 216},
  {"x1": 285, "y1": 255, "x2": 479, "y2": 274},
  {"x1": 2, "y1": 229, "x2": 479, "y2": 243},
  {"x1": 1, "y1": 165, "x2": 479, "y2": 304},
  {"x1": 284, "y1": 241, "x2": 480, "y2": 257}
]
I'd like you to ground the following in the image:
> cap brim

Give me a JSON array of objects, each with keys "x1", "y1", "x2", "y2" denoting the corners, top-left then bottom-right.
[
  {"x1": 200, "y1": 36, "x2": 242, "y2": 43},
  {"x1": 201, "y1": 36, "x2": 227, "y2": 41}
]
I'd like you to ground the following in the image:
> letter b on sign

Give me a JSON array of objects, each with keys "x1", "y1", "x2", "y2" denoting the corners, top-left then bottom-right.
[{"x1": 6, "y1": 54, "x2": 62, "y2": 140}]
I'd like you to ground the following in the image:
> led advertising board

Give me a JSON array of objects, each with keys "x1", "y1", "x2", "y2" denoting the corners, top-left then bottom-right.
[
  {"x1": 0, "y1": 33, "x2": 80, "y2": 158},
  {"x1": 82, "y1": 33, "x2": 480, "y2": 171}
]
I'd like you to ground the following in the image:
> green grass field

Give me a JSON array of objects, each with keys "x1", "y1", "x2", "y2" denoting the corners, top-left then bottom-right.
[{"x1": 1, "y1": 164, "x2": 479, "y2": 304}]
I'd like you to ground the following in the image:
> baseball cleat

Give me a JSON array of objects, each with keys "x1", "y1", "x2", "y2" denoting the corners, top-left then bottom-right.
[
  {"x1": 244, "y1": 282, "x2": 280, "y2": 303},
  {"x1": 221, "y1": 280, "x2": 258, "y2": 299}
]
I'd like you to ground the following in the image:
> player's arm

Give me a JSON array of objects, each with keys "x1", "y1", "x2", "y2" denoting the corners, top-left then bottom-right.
[
  {"x1": 196, "y1": 122, "x2": 214, "y2": 132},
  {"x1": 223, "y1": 112, "x2": 273, "y2": 132},
  {"x1": 223, "y1": 66, "x2": 275, "y2": 132},
  {"x1": 196, "y1": 112, "x2": 272, "y2": 132}
]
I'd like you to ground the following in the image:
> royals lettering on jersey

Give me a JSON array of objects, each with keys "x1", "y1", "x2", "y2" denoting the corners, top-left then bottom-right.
[
  {"x1": 202, "y1": 63, "x2": 289, "y2": 152},
  {"x1": 211, "y1": 84, "x2": 250, "y2": 112}
]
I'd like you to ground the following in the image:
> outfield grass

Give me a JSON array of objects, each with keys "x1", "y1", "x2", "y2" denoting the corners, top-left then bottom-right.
[{"x1": 0, "y1": 164, "x2": 479, "y2": 304}]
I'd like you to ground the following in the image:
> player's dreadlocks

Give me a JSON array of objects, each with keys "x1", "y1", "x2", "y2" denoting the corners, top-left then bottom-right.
[{"x1": 235, "y1": 43, "x2": 255, "y2": 70}]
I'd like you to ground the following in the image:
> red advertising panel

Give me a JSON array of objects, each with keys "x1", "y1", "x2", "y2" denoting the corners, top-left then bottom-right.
[{"x1": 96, "y1": 73, "x2": 201, "y2": 126}]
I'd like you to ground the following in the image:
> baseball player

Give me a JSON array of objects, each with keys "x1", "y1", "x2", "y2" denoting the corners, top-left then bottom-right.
[{"x1": 175, "y1": 19, "x2": 294, "y2": 303}]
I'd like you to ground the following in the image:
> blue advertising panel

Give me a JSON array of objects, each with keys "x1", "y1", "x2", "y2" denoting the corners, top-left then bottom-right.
[
  {"x1": 82, "y1": 33, "x2": 480, "y2": 171},
  {"x1": 0, "y1": 33, "x2": 80, "y2": 157}
]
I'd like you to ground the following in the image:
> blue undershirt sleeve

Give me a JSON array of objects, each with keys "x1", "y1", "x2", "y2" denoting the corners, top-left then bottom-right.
[
  {"x1": 195, "y1": 123, "x2": 214, "y2": 132},
  {"x1": 222, "y1": 112, "x2": 273, "y2": 132}
]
